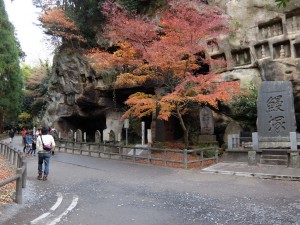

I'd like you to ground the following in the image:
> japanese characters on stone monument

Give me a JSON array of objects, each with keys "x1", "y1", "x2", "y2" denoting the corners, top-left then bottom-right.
[
  {"x1": 199, "y1": 106, "x2": 214, "y2": 135},
  {"x1": 198, "y1": 106, "x2": 217, "y2": 143},
  {"x1": 257, "y1": 81, "x2": 296, "y2": 141}
]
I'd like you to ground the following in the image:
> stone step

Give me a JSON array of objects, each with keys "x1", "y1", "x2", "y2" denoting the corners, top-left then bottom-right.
[
  {"x1": 261, "y1": 149, "x2": 288, "y2": 155},
  {"x1": 260, "y1": 153, "x2": 288, "y2": 166},
  {"x1": 260, "y1": 154, "x2": 288, "y2": 160},
  {"x1": 260, "y1": 158, "x2": 288, "y2": 166}
]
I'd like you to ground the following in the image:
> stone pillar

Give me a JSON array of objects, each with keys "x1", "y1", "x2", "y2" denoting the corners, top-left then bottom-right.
[
  {"x1": 83, "y1": 132, "x2": 86, "y2": 142},
  {"x1": 290, "y1": 132, "x2": 297, "y2": 151},
  {"x1": 252, "y1": 132, "x2": 258, "y2": 151},
  {"x1": 289, "y1": 152, "x2": 299, "y2": 168},
  {"x1": 124, "y1": 119, "x2": 129, "y2": 146},
  {"x1": 141, "y1": 122, "x2": 145, "y2": 145},
  {"x1": 227, "y1": 134, "x2": 233, "y2": 150},
  {"x1": 147, "y1": 129, "x2": 152, "y2": 144},
  {"x1": 248, "y1": 150, "x2": 257, "y2": 166},
  {"x1": 232, "y1": 134, "x2": 240, "y2": 149}
]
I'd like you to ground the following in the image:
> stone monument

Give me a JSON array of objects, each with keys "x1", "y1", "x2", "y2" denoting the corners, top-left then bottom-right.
[
  {"x1": 68, "y1": 130, "x2": 74, "y2": 141},
  {"x1": 257, "y1": 81, "x2": 297, "y2": 148},
  {"x1": 95, "y1": 130, "x2": 101, "y2": 143},
  {"x1": 76, "y1": 129, "x2": 83, "y2": 142},
  {"x1": 103, "y1": 111, "x2": 123, "y2": 142},
  {"x1": 198, "y1": 106, "x2": 217, "y2": 144},
  {"x1": 223, "y1": 121, "x2": 243, "y2": 145}
]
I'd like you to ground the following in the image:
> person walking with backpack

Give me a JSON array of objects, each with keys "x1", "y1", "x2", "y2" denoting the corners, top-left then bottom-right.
[{"x1": 36, "y1": 127, "x2": 56, "y2": 181}]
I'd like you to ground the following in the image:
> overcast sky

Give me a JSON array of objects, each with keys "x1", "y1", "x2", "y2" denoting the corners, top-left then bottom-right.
[{"x1": 4, "y1": 0, "x2": 54, "y2": 66}]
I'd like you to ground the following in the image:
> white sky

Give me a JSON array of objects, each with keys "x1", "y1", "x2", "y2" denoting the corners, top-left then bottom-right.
[{"x1": 4, "y1": 0, "x2": 54, "y2": 66}]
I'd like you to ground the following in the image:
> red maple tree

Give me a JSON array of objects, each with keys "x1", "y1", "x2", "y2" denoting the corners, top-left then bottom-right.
[{"x1": 87, "y1": 0, "x2": 240, "y2": 147}]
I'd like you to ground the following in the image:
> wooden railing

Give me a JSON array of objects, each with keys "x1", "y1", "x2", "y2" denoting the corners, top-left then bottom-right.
[
  {"x1": 56, "y1": 140, "x2": 219, "y2": 169},
  {"x1": 0, "y1": 142, "x2": 27, "y2": 204}
]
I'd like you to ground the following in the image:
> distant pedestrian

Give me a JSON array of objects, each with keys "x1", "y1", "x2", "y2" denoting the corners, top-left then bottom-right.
[
  {"x1": 28, "y1": 138, "x2": 37, "y2": 156},
  {"x1": 35, "y1": 128, "x2": 41, "y2": 138},
  {"x1": 36, "y1": 127, "x2": 56, "y2": 181},
  {"x1": 24, "y1": 132, "x2": 33, "y2": 156},
  {"x1": 21, "y1": 128, "x2": 27, "y2": 152},
  {"x1": 8, "y1": 129, "x2": 15, "y2": 143}
]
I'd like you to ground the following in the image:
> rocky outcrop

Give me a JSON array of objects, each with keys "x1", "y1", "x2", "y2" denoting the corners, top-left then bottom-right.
[
  {"x1": 43, "y1": 0, "x2": 300, "y2": 141},
  {"x1": 41, "y1": 48, "x2": 114, "y2": 138}
]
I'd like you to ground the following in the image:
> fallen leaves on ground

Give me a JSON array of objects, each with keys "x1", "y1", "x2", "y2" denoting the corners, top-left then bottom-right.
[{"x1": 0, "y1": 155, "x2": 15, "y2": 204}]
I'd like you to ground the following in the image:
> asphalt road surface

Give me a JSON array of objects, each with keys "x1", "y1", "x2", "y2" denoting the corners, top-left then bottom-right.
[{"x1": 1, "y1": 136, "x2": 300, "y2": 225}]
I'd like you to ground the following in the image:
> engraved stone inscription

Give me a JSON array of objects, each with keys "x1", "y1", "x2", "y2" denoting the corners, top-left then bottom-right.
[
  {"x1": 257, "y1": 81, "x2": 296, "y2": 138},
  {"x1": 266, "y1": 95, "x2": 284, "y2": 112},
  {"x1": 268, "y1": 116, "x2": 286, "y2": 133},
  {"x1": 199, "y1": 106, "x2": 214, "y2": 135}
]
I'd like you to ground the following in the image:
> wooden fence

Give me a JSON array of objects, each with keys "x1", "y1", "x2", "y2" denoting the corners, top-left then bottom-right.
[
  {"x1": 0, "y1": 142, "x2": 27, "y2": 204},
  {"x1": 56, "y1": 140, "x2": 219, "y2": 169}
]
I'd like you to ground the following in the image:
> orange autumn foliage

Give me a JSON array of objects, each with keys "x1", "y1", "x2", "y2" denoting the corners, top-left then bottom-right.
[
  {"x1": 39, "y1": 8, "x2": 86, "y2": 44},
  {"x1": 88, "y1": 0, "x2": 240, "y2": 147}
]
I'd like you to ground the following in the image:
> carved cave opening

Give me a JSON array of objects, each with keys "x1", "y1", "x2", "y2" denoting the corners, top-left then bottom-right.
[
  {"x1": 58, "y1": 115, "x2": 106, "y2": 142},
  {"x1": 211, "y1": 53, "x2": 227, "y2": 72},
  {"x1": 286, "y1": 9, "x2": 300, "y2": 33},
  {"x1": 255, "y1": 43, "x2": 270, "y2": 59},
  {"x1": 294, "y1": 43, "x2": 300, "y2": 58},
  {"x1": 258, "y1": 19, "x2": 283, "y2": 40},
  {"x1": 273, "y1": 40, "x2": 291, "y2": 59},
  {"x1": 231, "y1": 49, "x2": 251, "y2": 67}
]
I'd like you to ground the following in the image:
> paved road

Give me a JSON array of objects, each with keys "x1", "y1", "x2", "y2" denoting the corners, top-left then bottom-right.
[{"x1": 1, "y1": 136, "x2": 300, "y2": 225}]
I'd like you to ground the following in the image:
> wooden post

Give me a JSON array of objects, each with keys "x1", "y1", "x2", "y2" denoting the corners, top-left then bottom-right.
[
  {"x1": 16, "y1": 168, "x2": 23, "y2": 204},
  {"x1": 22, "y1": 157, "x2": 27, "y2": 188}
]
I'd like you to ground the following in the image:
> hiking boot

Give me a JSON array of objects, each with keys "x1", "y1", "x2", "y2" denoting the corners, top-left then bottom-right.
[
  {"x1": 37, "y1": 173, "x2": 43, "y2": 180},
  {"x1": 43, "y1": 175, "x2": 48, "y2": 181}
]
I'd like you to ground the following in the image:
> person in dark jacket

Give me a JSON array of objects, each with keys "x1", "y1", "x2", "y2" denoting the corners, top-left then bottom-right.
[{"x1": 8, "y1": 129, "x2": 15, "y2": 143}]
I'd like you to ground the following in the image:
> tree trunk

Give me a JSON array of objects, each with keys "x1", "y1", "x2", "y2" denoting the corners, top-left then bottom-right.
[{"x1": 176, "y1": 106, "x2": 189, "y2": 148}]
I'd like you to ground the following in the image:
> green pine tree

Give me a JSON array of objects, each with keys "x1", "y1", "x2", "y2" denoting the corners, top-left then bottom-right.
[{"x1": 0, "y1": 0, "x2": 24, "y2": 130}]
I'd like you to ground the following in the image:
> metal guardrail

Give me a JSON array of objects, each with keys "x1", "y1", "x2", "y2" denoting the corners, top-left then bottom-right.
[
  {"x1": 0, "y1": 142, "x2": 27, "y2": 204},
  {"x1": 56, "y1": 140, "x2": 219, "y2": 169}
]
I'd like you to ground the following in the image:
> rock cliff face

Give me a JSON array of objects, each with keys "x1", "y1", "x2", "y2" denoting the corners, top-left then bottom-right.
[
  {"x1": 208, "y1": 0, "x2": 300, "y2": 126},
  {"x1": 41, "y1": 49, "x2": 114, "y2": 139},
  {"x1": 42, "y1": 0, "x2": 300, "y2": 141}
]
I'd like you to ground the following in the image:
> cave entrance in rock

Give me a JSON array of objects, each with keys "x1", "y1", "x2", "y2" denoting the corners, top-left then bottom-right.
[{"x1": 58, "y1": 115, "x2": 106, "y2": 142}]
